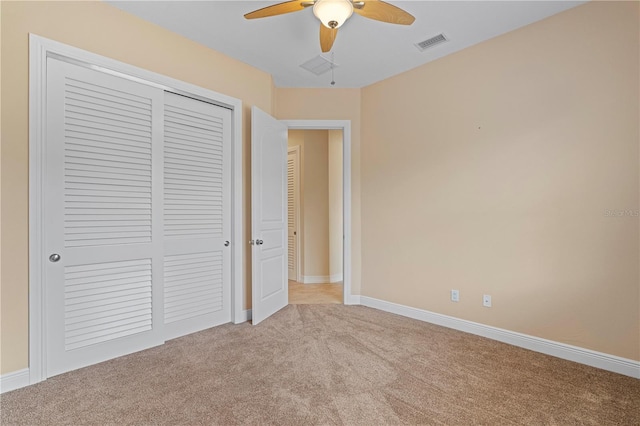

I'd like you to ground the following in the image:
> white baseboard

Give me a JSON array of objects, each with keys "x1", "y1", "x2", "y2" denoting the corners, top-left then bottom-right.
[
  {"x1": 8, "y1": 301, "x2": 634, "y2": 399},
  {"x1": 0, "y1": 368, "x2": 30, "y2": 394},
  {"x1": 302, "y1": 274, "x2": 343, "y2": 284},
  {"x1": 301, "y1": 275, "x2": 330, "y2": 284},
  {"x1": 346, "y1": 295, "x2": 361, "y2": 305},
  {"x1": 234, "y1": 309, "x2": 251, "y2": 323},
  {"x1": 359, "y1": 296, "x2": 640, "y2": 379}
]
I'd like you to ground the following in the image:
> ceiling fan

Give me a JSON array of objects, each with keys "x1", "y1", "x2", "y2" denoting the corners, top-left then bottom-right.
[{"x1": 244, "y1": 0, "x2": 415, "y2": 52}]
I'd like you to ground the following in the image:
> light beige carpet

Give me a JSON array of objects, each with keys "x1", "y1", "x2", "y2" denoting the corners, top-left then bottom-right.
[{"x1": 2, "y1": 304, "x2": 639, "y2": 425}]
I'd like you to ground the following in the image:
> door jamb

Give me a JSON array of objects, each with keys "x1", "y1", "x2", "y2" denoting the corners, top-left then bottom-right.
[
  {"x1": 280, "y1": 120, "x2": 353, "y2": 305},
  {"x1": 29, "y1": 34, "x2": 244, "y2": 385}
]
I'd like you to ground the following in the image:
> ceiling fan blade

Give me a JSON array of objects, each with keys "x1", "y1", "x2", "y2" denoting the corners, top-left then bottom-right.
[
  {"x1": 354, "y1": 0, "x2": 415, "y2": 25},
  {"x1": 320, "y1": 24, "x2": 338, "y2": 52},
  {"x1": 244, "y1": 1, "x2": 309, "y2": 19}
]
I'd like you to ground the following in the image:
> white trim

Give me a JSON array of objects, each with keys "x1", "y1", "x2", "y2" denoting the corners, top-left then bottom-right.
[
  {"x1": 348, "y1": 295, "x2": 361, "y2": 305},
  {"x1": 301, "y1": 275, "x2": 331, "y2": 284},
  {"x1": 231, "y1": 82, "x2": 244, "y2": 325},
  {"x1": 29, "y1": 34, "x2": 244, "y2": 382},
  {"x1": 359, "y1": 296, "x2": 640, "y2": 379},
  {"x1": 299, "y1": 274, "x2": 343, "y2": 284},
  {"x1": 0, "y1": 369, "x2": 30, "y2": 394},
  {"x1": 29, "y1": 34, "x2": 47, "y2": 385},
  {"x1": 238, "y1": 309, "x2": 252, "y2": 322},
  {"x1": 281, "y1": 120, "x2": 352, "y2": 306}
]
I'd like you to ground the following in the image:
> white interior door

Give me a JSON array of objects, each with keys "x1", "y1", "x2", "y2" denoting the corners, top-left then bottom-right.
[
  {"x1": 45, "y1": 58, "x2": 164, "y2": 376},
  {"x1": 251, "y1": 107, "x2": 288, "y2": 325},
  {"x1": 287, "y1": 149, "x2": 299, "y2": 281},
  {"x1": 162, "y1": 92, "x2": 232, "y2": 340}
]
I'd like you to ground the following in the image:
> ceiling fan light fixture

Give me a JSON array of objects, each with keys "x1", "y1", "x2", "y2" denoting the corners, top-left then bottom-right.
[{"x1": 313, "y1": 0, "x2": 353, "y2": 29}]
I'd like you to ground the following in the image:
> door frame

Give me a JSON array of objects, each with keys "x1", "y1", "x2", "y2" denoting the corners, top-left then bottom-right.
[
  {"x1": 280, "y1": 120, "x2": 353, "y2": 305},
  {"x1": 287, "y1": 145, "x2": 302, "y2": 283},
  {"x1": 28, "y1": 35, "x2": 244, "y2": 384}
]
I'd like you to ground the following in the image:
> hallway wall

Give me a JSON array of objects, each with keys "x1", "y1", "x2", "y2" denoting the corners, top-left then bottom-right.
[{"x1": 288, "y1": 130, "x2": 330, "y2": 280}]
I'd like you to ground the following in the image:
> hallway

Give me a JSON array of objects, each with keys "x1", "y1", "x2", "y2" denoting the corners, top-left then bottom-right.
[{"x1": 288, "y1": 281, "x2": 342, "y2": 304}]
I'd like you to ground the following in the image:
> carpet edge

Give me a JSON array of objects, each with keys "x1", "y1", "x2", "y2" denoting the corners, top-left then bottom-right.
[{"x1": 359, "y1": 296, "x2": 640, "y2": 379}]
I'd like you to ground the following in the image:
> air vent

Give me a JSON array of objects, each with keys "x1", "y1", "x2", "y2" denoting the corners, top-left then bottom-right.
[
  {"x1": 415, "y1": 33, "x2": 448, "y2": 51},
  {"x1": 300, "y1": 55, "x2": 338, "y2": 76}
]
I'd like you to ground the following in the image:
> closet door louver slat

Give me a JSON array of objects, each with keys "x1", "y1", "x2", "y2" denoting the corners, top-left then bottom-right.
[
  {"x1": 63, "y1": 259, "x2": 152, "y2": 350},
  {"x1": 45, "y1": 58, "x2": 164, "y2": 377},
  {"x1": 63, "y1": 77, "x2": 153, "y2": 248},
  {"x1": 44, "y1": 58, "x2": 233, "y2": 378},
  {"x1": 287, "y1": 157, "x2": 295, "y2": 271},
  {"x1": 162, "y1": 93, "x2": 231, "y2": 340}
]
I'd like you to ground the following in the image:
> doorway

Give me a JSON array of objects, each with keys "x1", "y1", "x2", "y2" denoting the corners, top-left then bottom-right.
[
  {"x1": 249, "y1": 114, "x2": 353, "y2": 324},
  {"x1": 286, "y1": 129, "x2": 343, "y2": 305}
]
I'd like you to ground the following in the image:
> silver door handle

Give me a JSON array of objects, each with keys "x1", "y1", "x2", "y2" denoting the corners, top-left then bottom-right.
[
  {"x1": 224, "y1": 241, "x2": 230, "y2": 247},
  {"x1": 256, "y1": 239, "x2": 264, "y2": 245},
  {"x1": 49, "y1": 253, "x2": 61, "y2": 262}
]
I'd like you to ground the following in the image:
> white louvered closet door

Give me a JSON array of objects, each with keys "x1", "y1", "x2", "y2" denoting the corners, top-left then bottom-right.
[
  {"x1": 45, "y1": 58, "x2": 164, "y2": 377},
  {"x1": 163, "y1": 92, "x2": 231, "y2": 340}
]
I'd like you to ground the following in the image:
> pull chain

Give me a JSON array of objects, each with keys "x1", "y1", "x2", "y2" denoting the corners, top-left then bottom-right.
[{"x1": 330, "y1": 52, "x2": 336, "y2": 86}]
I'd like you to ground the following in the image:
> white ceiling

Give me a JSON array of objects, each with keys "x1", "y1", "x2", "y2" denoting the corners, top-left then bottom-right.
[{"x1": 108, "y1": 0, "x2": 585, "y2": 88}]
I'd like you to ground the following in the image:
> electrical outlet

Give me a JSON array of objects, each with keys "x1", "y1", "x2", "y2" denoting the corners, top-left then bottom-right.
[
  {"x1": 483, "y1": 294, "x2": 492, "y2": 307},
  {"x1": 451, "y1": 289, "x2": 459, "y2": 302}
]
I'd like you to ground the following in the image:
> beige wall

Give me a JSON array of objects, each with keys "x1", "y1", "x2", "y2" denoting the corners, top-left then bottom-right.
[
  {"x1": 275, "y1": 89, "x2": 361, "y2": 293},
  {"x1": 360, "y1": 1, "x2": 639, "y2": 360},
  {"x1": 288, "y1": 130, "x2": 331, "y2": 279},
  {"x1": 0, "y1": 1, "x2": 274, "y2": 374},
  {"x1": 303, "y1": 130, "x2": 330, "y2": 278},
  {"x1": 328, "y1": 130, "x2": 343, "y2": 280}
]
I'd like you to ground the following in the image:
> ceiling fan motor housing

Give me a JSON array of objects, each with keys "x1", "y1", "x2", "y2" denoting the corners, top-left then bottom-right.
[
  {"x1": 313, "y1": 0, "x2": 354, "y2": 29},
  {"x1": 244, "y1": 0, "x2": 416, "y2": 54}
]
